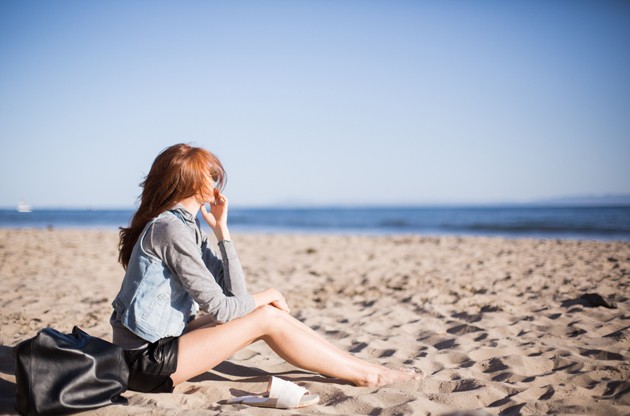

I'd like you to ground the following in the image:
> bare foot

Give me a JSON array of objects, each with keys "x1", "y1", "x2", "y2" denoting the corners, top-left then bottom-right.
[{"x1": 358, "y1": 367, "x2": 424, "y2": 387}]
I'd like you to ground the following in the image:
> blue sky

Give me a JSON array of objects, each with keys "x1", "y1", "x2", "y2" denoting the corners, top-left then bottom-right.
[{"x1": 1, "y1": 1, "x2": 629, "y2": 208}]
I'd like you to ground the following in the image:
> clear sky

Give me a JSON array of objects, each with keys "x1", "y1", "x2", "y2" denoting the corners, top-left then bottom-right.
[{"x1": 1, "y1": 1, "x2": 629, "y2": 208}]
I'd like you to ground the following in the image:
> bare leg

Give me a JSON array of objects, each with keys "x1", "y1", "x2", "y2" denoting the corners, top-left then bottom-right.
[
  {"x1": 183, "y1": 314, "x2": 219, "y2": 333},
  {"x1": 260, "y1": 308, "x2": 419, "y2": 386},
  {"x1": 170, "y1": 305, "x2": 419, "y2": 387}
]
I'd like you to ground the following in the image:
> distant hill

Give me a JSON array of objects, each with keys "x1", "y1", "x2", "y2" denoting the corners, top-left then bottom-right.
[{"x1": 536, "y1": 194, "x2": 630, "y2": 206}]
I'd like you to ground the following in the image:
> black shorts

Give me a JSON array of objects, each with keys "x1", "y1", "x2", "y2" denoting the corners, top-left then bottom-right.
[{"x1": 124, "y1": 336, "x2": 179, "y2": 393}]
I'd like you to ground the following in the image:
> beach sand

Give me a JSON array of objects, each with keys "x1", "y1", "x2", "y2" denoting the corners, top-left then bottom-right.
[{"x1": 0, "y1": 228, "x2": 628, "y2": 415}]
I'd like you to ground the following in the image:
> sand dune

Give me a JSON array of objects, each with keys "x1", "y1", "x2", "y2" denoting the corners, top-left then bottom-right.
[{"x1": 0, "y1": 229, "x2": 628, "y2": 415}]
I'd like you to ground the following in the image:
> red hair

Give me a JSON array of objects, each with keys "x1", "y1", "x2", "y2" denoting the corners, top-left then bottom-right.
[{"x1": 118, "y1": 143, "x2": 226, "y2": 269}]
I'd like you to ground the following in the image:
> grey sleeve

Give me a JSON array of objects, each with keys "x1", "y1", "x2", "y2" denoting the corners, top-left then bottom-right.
[
  {"x1": 200, "y1": 233, "x2": 249, "y2": 297},
  {"x1": 144, "y1": 219, "x2": 255, "y2": 323}
]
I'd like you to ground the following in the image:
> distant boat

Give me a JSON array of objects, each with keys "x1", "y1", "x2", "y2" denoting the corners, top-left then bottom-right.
[{"x1": 17, "y1": 201, "x2": 32, "y2": 213}]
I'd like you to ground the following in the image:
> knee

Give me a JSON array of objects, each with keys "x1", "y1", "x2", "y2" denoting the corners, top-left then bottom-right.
[
  {"x1": 253, "y1": 305, "x2": 287, "y2": 331},
  {"x1": 256, "y1": 304, "x2": 284, "y2": 319}
]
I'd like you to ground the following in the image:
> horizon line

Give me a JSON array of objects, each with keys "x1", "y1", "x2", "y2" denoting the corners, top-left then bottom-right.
[{"x1": 3, "y1": 200, "x2": 630, "y2": 211}]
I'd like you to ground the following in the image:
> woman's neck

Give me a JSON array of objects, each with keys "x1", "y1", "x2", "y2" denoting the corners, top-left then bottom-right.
[{"x1": 176, "y1": 196, "x2": 201, "y2": 217}]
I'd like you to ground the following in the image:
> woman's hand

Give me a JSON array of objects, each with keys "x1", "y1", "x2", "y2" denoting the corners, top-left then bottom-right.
[
  {"x1": 271, "y1": 297, "x2": 291, "y2": 314},
  {"x1": 200, "y1": 189, "x2": 231, "y2": 241},
  {"x1": 253, "y1": 288, "x2": 291, "y2": 314}
]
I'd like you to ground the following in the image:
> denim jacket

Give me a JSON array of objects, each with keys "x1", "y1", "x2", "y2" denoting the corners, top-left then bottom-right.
[{"x1": 112, "y1": 209, "x2": 254, "y2": 344}]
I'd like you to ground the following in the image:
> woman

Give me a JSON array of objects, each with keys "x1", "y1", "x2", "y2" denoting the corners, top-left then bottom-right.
[{"x1": 111, "y1": 143, "x2": 421, "y2": 399}]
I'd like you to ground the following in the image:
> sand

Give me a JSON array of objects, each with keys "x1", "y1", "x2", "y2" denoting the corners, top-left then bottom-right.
[{"x1": 0, "y1": 228, "x2": 628, "y2": 415}]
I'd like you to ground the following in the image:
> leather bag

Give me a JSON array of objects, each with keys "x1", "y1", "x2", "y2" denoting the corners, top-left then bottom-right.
[{"x1": 14, "y1": 326, "x2": 129, "y2": 415}]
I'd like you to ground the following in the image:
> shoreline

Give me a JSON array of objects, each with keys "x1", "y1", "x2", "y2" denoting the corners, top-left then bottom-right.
[
  {"x1": 1, "y1": 229, "x2": 628, "y2": 415},
  {"x1": 0, "y1": 225, "x2": 629, "y2": 243}
]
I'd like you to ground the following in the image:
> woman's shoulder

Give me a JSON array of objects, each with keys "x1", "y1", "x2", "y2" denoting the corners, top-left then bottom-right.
[{"x1": 148, "y1": 211, "x2": 193, "y2": 241}]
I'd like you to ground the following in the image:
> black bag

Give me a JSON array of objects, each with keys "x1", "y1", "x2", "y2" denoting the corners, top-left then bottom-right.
[{"x1": 14, "y1": 326, "x2": 129, "y2": 415}]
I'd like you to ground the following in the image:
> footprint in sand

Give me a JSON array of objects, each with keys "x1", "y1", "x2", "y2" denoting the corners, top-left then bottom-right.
[
  {"x1": 349, "y1": 342, "x2": 368, "y2": 353},
  {"x1": 603, "y1": 326, "x2": 628, "y2": 341},
  {"x1": 474, "y1": 332, "x2": 488, "y2": 342},
  {"x1": 488, "y1": 396, "x2": 513, "y2": 408},
  {"x1": 486, "y1": 387, "x2": 527, "y2": 409},
  {"x1": 491, "y1": 372, "x2": 513, "y2": 382},
  {"x1": 599, "y1": 380, "x2": 630, "y2": 401},
  {"x1": 567, "y1": 327, "x2": 587, "y2": 337},
  {"x1": 498, "y1": 403, "x2": 526, "y2": 415},
  {"x1": 551, "y1": 356, "x2": 582, "y2": 373},
  {"x1": 579, "y1": 349, "x2": 625, "y2": 361},
  {"x1": 439, "y1": 378, "x2": 484, "y2": 393},
  {"x1": 379, "y1": 349, "x2": 396, "y2": 358},
  {"x1": 538, "y1": 386, "x2": 555, "y2": 400},
  {"x1": 451, "y1": 311, "x2": 482, "y2": 323},
  {"x1": 482, "y1": 357, "x2": 508, "y2": 374},
  {"x1": 447, "y1": 323, "x2": 483, "y2": 336},
  {"x1": 434, "y1": 338, "x2": 458, "y2": 350}
]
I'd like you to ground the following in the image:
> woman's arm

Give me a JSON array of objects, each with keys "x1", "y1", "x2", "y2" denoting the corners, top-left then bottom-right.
[
  {"x1": 199, "y1": 191, "x2": 248, "y2": 296},
  {"x1": 200, "y1": 191, "x2": 291, "y2": 314},
  {"x1": 201, "y1": 238, "x2": 248, "y2": 297}
]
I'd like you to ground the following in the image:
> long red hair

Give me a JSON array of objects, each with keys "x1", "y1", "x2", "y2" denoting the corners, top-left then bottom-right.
[{"x1": 118, "y1": 143, "x2": 226, "y2": 269}]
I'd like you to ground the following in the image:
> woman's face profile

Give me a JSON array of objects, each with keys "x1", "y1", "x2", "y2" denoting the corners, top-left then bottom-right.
[{"x1": 198, "y1": 171, "x2": 220, "y2": 205}]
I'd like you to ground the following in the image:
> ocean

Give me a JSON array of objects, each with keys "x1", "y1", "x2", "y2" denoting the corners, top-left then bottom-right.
[{"x1": 1, "y1": 205, "x2": 629, "y2": 241}]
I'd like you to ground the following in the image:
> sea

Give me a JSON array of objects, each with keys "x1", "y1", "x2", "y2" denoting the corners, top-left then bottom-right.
[{"x1": 1, "y1": 205, "x2": 629, "y2": 241}]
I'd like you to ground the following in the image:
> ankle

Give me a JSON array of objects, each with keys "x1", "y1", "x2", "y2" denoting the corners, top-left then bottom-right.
[{"x1": 355, "y1": 370, "x2": 380, "y2": 387}]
